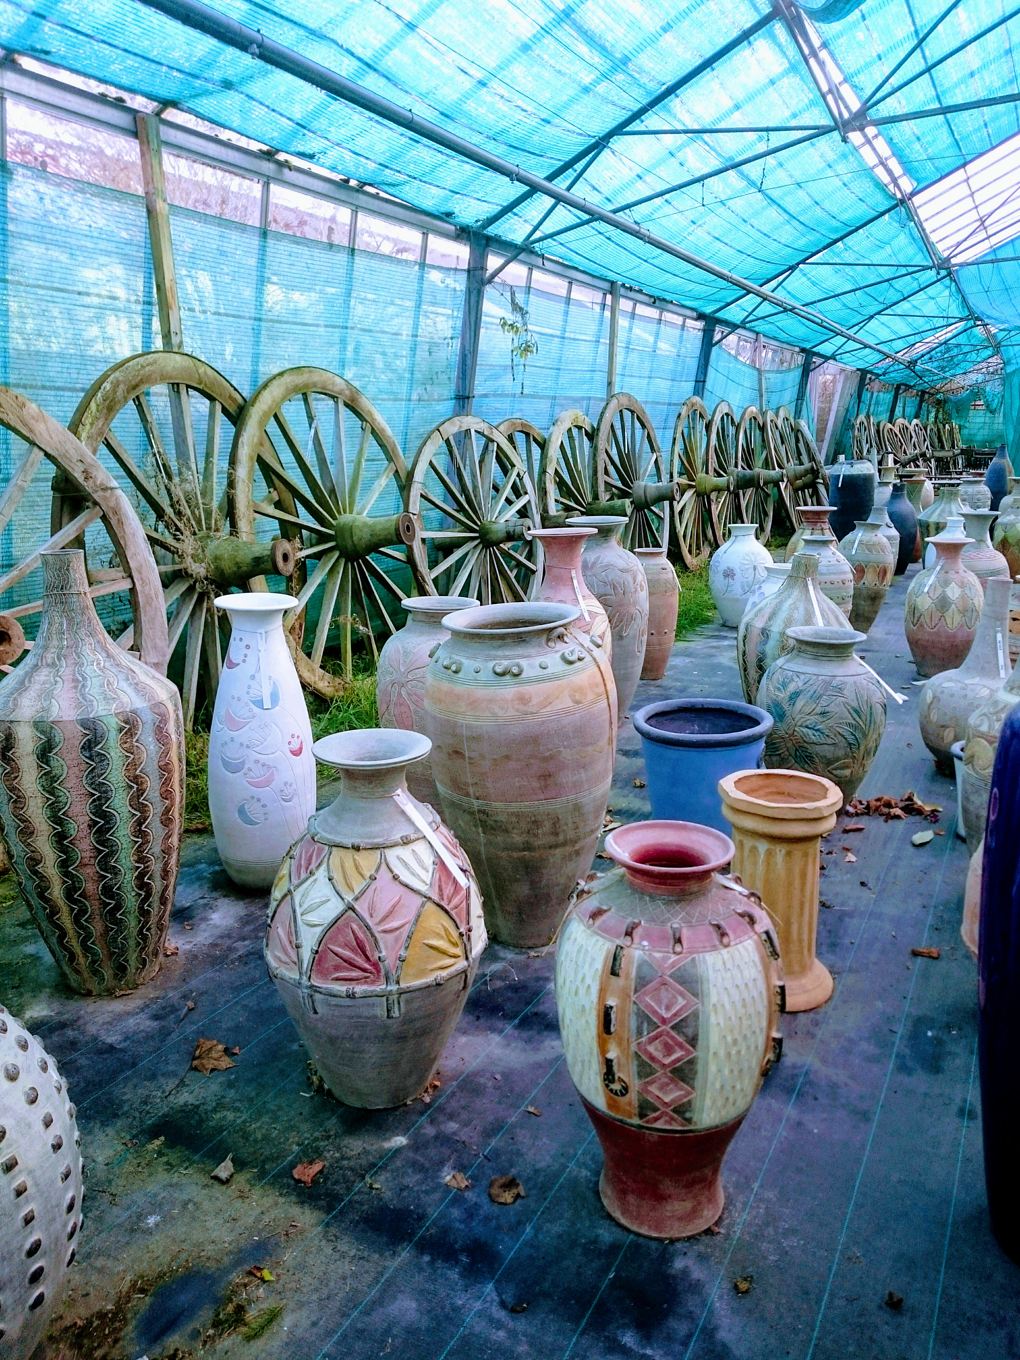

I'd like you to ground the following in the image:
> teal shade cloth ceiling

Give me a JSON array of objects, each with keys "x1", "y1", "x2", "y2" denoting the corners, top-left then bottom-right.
[{"x1": 0, "y1": 0, "x2": 1015, "y2": 387}]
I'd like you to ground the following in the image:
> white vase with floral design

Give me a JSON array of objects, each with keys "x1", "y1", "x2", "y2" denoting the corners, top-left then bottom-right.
[{"x1": 709, "y1": 523, "x2": 773, "y2": 627}]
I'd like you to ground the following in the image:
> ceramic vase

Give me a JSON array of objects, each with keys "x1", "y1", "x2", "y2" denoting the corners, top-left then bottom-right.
[
  {"x1": 569, "y1": 517, "x2": 649, "y2": 718},
  {"x1": 209, "y1": 593, "x2": 316, "y2": 890},
  {"x1": 918, "y1": 576, "x2": 1011, "y2": 776},
  {"x1": 634, "y1": 548, "x2": 679, "y2": 680},
  {"x1": 0, "y1": 551, "x2": 184, "y2": 996},
  {"x1": 555, "y1": 820, "x2": 783, "y2": 1239},
  {"x1": 784, "y1": 505, "x2": 837, "y2": 562},
  {"x1": 425, "y1": 602, "x2": 615, "y2": 948},
  {"x1": 985, "y1": 446, "x2": 1011, "y2": 511},
  {"x1": 872, "y1": 463, "x2": 901, "y2": 565},
  {"x1": 0, "y1": 1008, "x2": 83, "y2": 1357},
  {"x1": 265, "y1": 729, "x2": 485, "y2": 1107},
  {"x1": 737, "y1": 552, "x2": 851, "y2": 705},
  {"x1": 837, "y1": 519, "x2": 894, "y2": 633},
  {"x1": 530, "y1": 528, "x2": 613, "y2": 658},
  {"x1": 903, "y1": 472, "x2": 934, "y2": 516},
  {"x1": 708, "y1": 524, "x2": 772, "y2": 628},
  {"x1": 719, "y1": 768, "x2": 842, "y2": 1011},
  {"x1": 961, "y1": 651, "x2": 1020, "y2": 853},
  {"x1": 828, "y1": 456, "x2": 876, "y2": 541},
  {"x1": 377, "y1": 595, "x2": 479, "y2": 808},
  {"x1": 758, "y1": 626, "x2": 887, "y2": 807},
  {"x1": 796, "y1": 531, "x2": 854, "y2": 618},
  {"x1": 992, "y1": 496, "x2": 1020, "y2": 579},
  {"x1": 960, "y1": 510, "x2": 1009, "y2": 591},
  {"x1": 959, "y1": 475, "x2": 992, "y2": 510},
  {"x1": 998, "y1": 476, "x2": 1020, "y2": 517},
  {"x1": 742, "y1": 562, "x2": 790, "y2": 621},
  {"x1": 918, "y1": 482, "x2": 963, "y2": 564},
  {"x1": 904, "y1": 520, "x2": 984, "y2": 678},
  {"x1": 962, "y1": 840, "x2": 981, "y2": 957},
  {"x1": 885, "y1": 482, "x2": 918, "y2": 574}
]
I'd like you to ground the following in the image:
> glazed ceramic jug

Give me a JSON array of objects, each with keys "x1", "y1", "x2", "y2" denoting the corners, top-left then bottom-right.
[
  {"x1": 425, "y1": 602, "x2": 615, "y2": 947},
  {"x1": 758, "y1": 626, "x2": 887, "y2": 807},
  {"x1": 719, "y1": 768, "x2": 842, "y2": 1012},
  {"x1": 796, "y1": 531, "x2": 853, "y2": 618},
  {"x1": 0, "y1": 551, "x2": 183, "y2": 995},
  {"x1": 837, "y1": 519, "x2": 894, "y2": 633},
  {"x1": 741, "y1": 562, "x2": 790, "y2": 621},
  {"x1": 918, "y1": 482, "x2": 963, "y2": 564},
  {"x1": 959, "y1": 474, "x2": 992, "y2": 510},
  {"x1": 960, "y1": 510, "x2": 1008, "y2": 591},
  {"x1": 265, "y1": 729, "x2": 485, "y2": 1107},
  {"x1": 555, "y1": 820, "x2": 783, "y2": 1238},
  {"x1": 905, "y1": 519, "x2": 983, "y2": 678},
  {"x1": 737, "y1": 552, "x2": 851, "y2": 705},
  {"x1": 992, "y1": 493, "x2": 1020, "y2": 578},
  {"x1": 784, "y1": 505, "x2": 837, "y2": 561},
  {"x1": 883, "y1": 483, "x2": 917, "y2": 575},
  {"x1": 708, "y1": 523, "x2": 772, "y2": 628},
  {"x1": 377, "y1": 595, "x2": 478, "y2": 808},
  {"x1": 918, "y1": 577, "x2": 1011, "y2": 774},
  {"x1": 985, "y1": 445, "x2": 1011, "y2": 511},
  {"x1": 569, "y1": 517, "x2": 649, "y2": 718},
  {"x1": 634, "y1": 547, "x2": 679, "y2": 680},
  {"x1": 0, "y1": 1008, "x2": 83, "y2": 1357},
  {"x1": 529, "y1": 527, "x2": 613, "y2": 657},
  {"x1": 209, "y1": 593, "x2": 316, "y2": 889},
  {"x1": 828, "y1": 455, "x2": 876, "y2": 541},
  {"x1": 961, "y1": 649, "x2": 1020, "y2": 853}
]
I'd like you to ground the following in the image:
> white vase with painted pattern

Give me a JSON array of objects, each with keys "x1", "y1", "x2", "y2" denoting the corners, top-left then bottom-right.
[{"x1": 709, "y1": 524, "x2": 772, "y2": 627}]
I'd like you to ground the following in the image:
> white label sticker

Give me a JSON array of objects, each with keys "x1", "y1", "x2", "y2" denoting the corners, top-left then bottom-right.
[
  {"x1": 571, "y1": 570, "x2": 591, "y2": 621},
  {"x1": 392, "y1": 789, "x2": 467, "y2": 887},
  {"x1": 998, "y1": 627, "x2": 1008, "y2": 678}
]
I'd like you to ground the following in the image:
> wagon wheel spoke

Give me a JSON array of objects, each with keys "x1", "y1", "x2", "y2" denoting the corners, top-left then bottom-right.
[
  {"x1": 736, "y1": 407, "x2": 773, "y2": 543},
  {"x1": 595, "y1": 394, "x2": 666, "y2": 550},
  {"x1": 498, "y1": 419, "x2": 546, "y2": 493},
  {"x1": 540, "y1": 410, "x2": 595, "y2": 523},
  {"x1": 670, "y1": 398, "x2": 712, "y2": 569}
]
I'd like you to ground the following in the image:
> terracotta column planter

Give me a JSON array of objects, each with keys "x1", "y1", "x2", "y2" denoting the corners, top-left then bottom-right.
[
  {"x1": 719, "y1": 769, "x2": 841, "y2": 1012},
  {"x1": 634, "y1": 547, "x2": 679, "y2": 679}
]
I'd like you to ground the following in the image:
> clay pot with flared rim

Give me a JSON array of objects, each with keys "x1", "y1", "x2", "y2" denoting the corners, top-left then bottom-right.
[
  {"x1": 919, "y1": 483, "x2": 963, "y2": 563},
  {"x1": 960, "y1": 510, "x2": 1009, "y2": 591},
  {"x1": 377, "y1": 596, "x2": 479, "y2": 808},
  {"x1": 425, "y1": 601, "x2": 615, "y2": 948},
  {"x1": 568, "y1": 517, "x2": 649, "y2": 719},
  {"x1": 634, "y1": 547, "x2": 679, "y2": 679},
  {"x1": 555, "y1": 819, "x2": 783, "y2": 1239},
  {"x1": 719, "y1": 768, "x2": 841, "y2": 1012},
  {"x1": 960, "y1": 475, "x2": 992, "y2": 510},
  {"x1": 708, "y1": 523, "x2": 772, "y2": 628},
  {"x1": 265, "y1": 728, "x2": 486, "y2": 1107},
  {"x1": 784, "y1": 505, "x2": 837, "y2": 561},
  {"x1": 905, "y1": 518, "x2": 983, "y2": 678},
  {"x1": 837, "y1": 519, "x2": 894, "y2": 633},
  {"x1": 796, "y1": 531, "x2": 854, "y2": 618},
  {"x1": 742, "y1": 562, "x2": 790, "y2": 622}
]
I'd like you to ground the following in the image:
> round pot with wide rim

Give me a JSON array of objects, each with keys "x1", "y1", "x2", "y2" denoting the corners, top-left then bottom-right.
[
  {"x1": 784, "y1": 505, "x2": 837, "y2": 562},
  {"x1": 885, "y1": 482, "x2": 918, "y2": 575},
  {"x1": 959, "y1": 474, "x2": 992, "y2": 510},
  {"x1": 758, "y1": 626, "x2": 887, "y2": 808},
  {"x1": 265, "y1": 729, "x2": 485, "y2": 1108},
  {"x1": 958, "y1": 510, "x2": 1007, "y2": 593},
  {"x1": 961, "y1": 643, "x2": 1020, "y2": 853},
  {"x1": 828, "y1": 456, "x2": 877, "y2": 541},
  {"x1": 905, "y1": 519, "x2": 984, "y2": 678},
  {"x1": 569, "y1": 517, "x2": 649, "y2": 719},
  {"x1": 425, "y1": 601, "x2": 615, "y2": 948},
  {"x1": 377, "y1": 596, "x2": 479, "y2": 808},
  {"x1": 708, "y1": 523, "x2": 772, "y2": 628},
  {"x1": 633, "y1": 699, "x2": 773, "y2": 834},
  {"x1": 837, "y1": 519, "x2": 895, "y2": 634},
  {"x1": 555, "y1": 819, "x2": 783, "y2": 1239},
  {"x1": 741, "y1": 562, "x2": 791, "y2": 622},
  {"x1": 796, "y1": 531, "x2": 854, "y2": 618},
  {"x1": 719, "y1": 768, "x2": 842, "y2": 1012},
  {"x1": 985, "y1": 446, "x2": 1011, "y2": 512},
  {"x1": 634, "y1": 547, "x2": 679, "y2": 680}
]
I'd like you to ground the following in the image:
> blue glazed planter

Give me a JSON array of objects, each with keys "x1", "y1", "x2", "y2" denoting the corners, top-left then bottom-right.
[
  {"x1": 633, "y1": 699, "x2": 773, "y2": 833},
  {"x1": 985, "y1": 444, "x2": 1011, "y2": 512}
]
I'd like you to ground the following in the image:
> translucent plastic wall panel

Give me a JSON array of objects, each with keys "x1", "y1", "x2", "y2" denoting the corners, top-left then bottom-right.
[
  {"x1": 614, "y1": 306, "x2": 702, "y2": 448},
  {"x1": 764, "y1": 365, "x2": 805, "y2": 419},
  {"x1": 703, "y1": 345, "x2": 762, "y2": 415}
]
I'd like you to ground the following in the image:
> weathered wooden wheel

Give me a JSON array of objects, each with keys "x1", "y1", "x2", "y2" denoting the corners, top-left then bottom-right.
[
  {"x1": 670, "y1": 397, "x2": 714, "y2": 571},
  {"x1": 0, "y1": 386, "x2": 167, "y2": 675},
  {"x1": 594, "y1": 393, "x2": 669, "y2": 549},
  {"x1": 539, "y1": 409, "x2": 596, "y2": 525},
  {"x1": 765, "y1": 407, "x2": 802, "y2": 529},
  {"x1": 793, "y1": 421, "x2": 828, "y2": 506},
  {"x1": 229, "y1": 368, "x2": 415, "y2": 696},
  {"x1": 735, "y1": 405, "x2": 774, "y2": 542},
  {"x1": 498, "y1": 418, "x2": 546, "y2": 495},
  {"x1": 407, "y1": 415, "x2": 541, "y2": 604},
  {"x1": 707, "y1": 401, "x2": 740, "y2": 545}
]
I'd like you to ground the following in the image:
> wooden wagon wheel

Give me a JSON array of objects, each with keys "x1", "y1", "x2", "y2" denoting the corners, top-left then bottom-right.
[
  {"x1": 735, "y1": 405, "x2": 774, "y2": 542},
  {"x1": 407, "y1": 415, "x2": 541, "y2": 605},
  {"x1": 0, "y1": 386, "x2": 167, "y2": 675},
  {"x1": 539, "y1": 409, "x2": 596, "y2": 524},
  {"x1": 229, "y1": 367, "x2": 415, "y2": 696},
  {"x1": 793, "y1": 421, "x2": 828, "y2": 505},
  {"x1": 766, "y1": 408, "x2": 806, "y2": 529},
  {"x1": 498, "y1": 418, "x2": 546, "y2": 495},
  {"x1": 669, "y1": 397, "x2": 714, "y2": 571},
  {"x1": 594, "y1": 393, "x2": 668, "y2": 550},
  {"x1": 707, "y1": 402, "x2": 740, "y2": 545}
]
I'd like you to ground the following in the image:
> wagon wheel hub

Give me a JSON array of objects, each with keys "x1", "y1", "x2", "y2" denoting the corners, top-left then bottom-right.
[{"x1": 332, "y1": 511, "x2": 416, "y2": 561}]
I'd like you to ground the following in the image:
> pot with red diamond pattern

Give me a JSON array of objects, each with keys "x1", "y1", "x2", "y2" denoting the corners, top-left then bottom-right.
[
  {"x1": 264, "y1": 728, "x2": 486, "y2": 1108},
  {"x1": 554, "y1": 819, "x2": 784, "y2": 1239}
]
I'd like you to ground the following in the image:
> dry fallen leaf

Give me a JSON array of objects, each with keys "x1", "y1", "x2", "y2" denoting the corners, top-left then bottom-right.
[
  {"x1": 210, "y1": 1154, "x2": 234, "y2": 1184},
  {"x1": 230, "y1": 1046, "x2": 241, "y2": 1055},
  {"x1": 734, "y1": 1275, "x2": 754, "y2": 1295},
  {"x1": 633, "y1": 778, "x2": 646, "y2": 789},
  {"x1": 162, "y1": 941, "x2": 179, "y2": 957},
  {"x1": 419, "y1": 1076, "x2": 442, "y2": 1105},
  {"x1": 292, "y1": 1160, "x2": 325, "y2": 1187},
  {"x1": 445, "y1": 1170, "x2": 471, "y2": 1191},
  {"x1": 191, "y1": 1038, "x2": 236, "y2": 1075},
  {"x1": 911, "y1": 946, "x2": 940, "y2": 959},
  {"x1": 249, "y1": 1266, "x2": 274, "y2": 1282},
  {"x1": 884, "y1": 1290, "x2": 904, "y2": 1311},
  {"x1": 488, "y1": 1175, "x2": 526, "y2": 1205},
  {"x1": 525, "y1": 1106, "x2": 542, "y2": 1117},
  {"x1": 843, "y1": 824, "x2": 865, "y2": 833}
]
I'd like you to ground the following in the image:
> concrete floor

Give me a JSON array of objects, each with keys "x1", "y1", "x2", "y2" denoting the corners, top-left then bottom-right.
[{"x1": 5, "y1": 567, "x2": 1017, "y2": 1360}]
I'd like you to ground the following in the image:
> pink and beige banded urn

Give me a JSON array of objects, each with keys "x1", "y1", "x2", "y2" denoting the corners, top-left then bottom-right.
[
  {"x1": 905, "y1": 519, "x2": 983, "y2": 678},
  {"x1": 529, "y1": 527, "x2": 613, "y2": 658},
  {"x1": 555, "y1": 820, "x2": 783, "y2": 1238},
  {"x1": 265, "y1": 729, "x2": 485, "y2": 1108},
  {"x1": 785, "y1": 504, "x2": 838, "y2": 560},
  {"x1": 634, "y1": 547, "x2": 679, "y2": 679}
]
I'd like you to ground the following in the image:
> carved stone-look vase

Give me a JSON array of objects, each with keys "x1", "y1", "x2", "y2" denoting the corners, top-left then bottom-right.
[
  {"x1": 904, "y1": 520, "x2": 983, "y2": 678},
  {"x1": 918, "y1": 482, "x2": 963, "y2": 563},
  {"x1": 377, "y1": 596, "x2": 478, "y2": 808},
  {"x1": 960, "y1": 510, "x2": 1008, "y2": 591},
  {"x1": 570, "y1": 517, "x2": 649, "y2": 718},
  {"x1": 265, "y1": 729, "x2": 485, "y2": 1107},
  {"x1": 784, "y1": 505, "x2": 837, "y2": 561},
  {"x1": 961, "y1": 651, "x2": 1020, "y2": 853},
  {"x1": 902, "y1": 473, "x2": 931, "y2": 563},
  {"x1": 959, "y1": 474, "x2": 992, "y2": 510},
  {"x1": 555, "y1": 820, "x2": 783, "y2": 1238},
  {"x1": 209, "y1": 594, "x2": 316, "y2": 889},
  {"x1": 425, "y1": 602, "x2": 615, "y2": 948},
  {"x1": 634, "y1": 547, "x2": 679, "y2": 680},
  {"x1": 919, "y1": 576, "x2": 1012, "y2": 775},
  {"x1": 719, "y1": 768, "x2": 842, "y2": 1011},
  {"x1": 0, "y1": 1008, "x2": 83, "y2": 1357},
  {"x1": 796, "y1": 531, "x2": 854, "y2": 618},
  {"x1": 992, "y1": 497, "x2": 1020, "y2": 579},
  {"x1": 885, "y1": 482, "x2": 918, "y2": 575},
  {"x1": 757, "y1": 626, "x2": 887, "y2": 807},
  {"x1": 742, "y1": 562, "x2": 790, "y2": 621},
  {"x1": 0, "y1": 551, "x2": 183, "y2": 996},
  {"x1": 837, "y1": 519, "x2": 894, "y2": 633},
  {"x1": 737, "y1": 552, "x2": 851, "y2": 705},
  {"x1": 708, "y1": 524, "x2": 772, "y2": 628}
]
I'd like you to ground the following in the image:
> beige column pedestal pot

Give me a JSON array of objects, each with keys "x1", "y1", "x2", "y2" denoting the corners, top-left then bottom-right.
[{"x1": 719, "y1": 769, "x2": 842, "y2": 1013}]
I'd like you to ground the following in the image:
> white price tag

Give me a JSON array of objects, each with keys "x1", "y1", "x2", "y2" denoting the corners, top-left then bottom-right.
[
  {"x1": 997, "y1": 628, "x2": 1008, "y2": 679},
  {"x1": 392, "y1": 788, "x2": 467, "y2": 887},
  {"x1": 571, "y1": 570, "x2": 591, "y2": 621}
]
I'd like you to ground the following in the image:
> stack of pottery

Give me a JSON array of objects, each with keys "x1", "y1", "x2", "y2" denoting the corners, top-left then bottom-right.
[
  {"x1": 828, "y1": 455, "x2": 876, "y2": 540},
  {"x1": 918, "y1": 576, "x2": 1011, "y2": 774},
  {"x1": 634, "y1": 547, "x2": 679, "y2": 680},
  {"x1": 742, "y1": 562, "x2": 791, "y2": 620},
  {"x1": 555, "y1": 820, "x2": 783, "y2": 1239},
  {"x1": 918, "y1": 483, "x2": 963, "y2": 565},
  {"x1": 961, "y1": 646, "x2": 1020, "y2": 852},
  {"x1": 795, "y1": 531, "x2": 854, "y2": 618},
  {"x1": 885, "y1": 481, "x2": 918, "y2": 574},
  {"x1": 425, "y1": 602, "x2": 615, "y2": 947},
  {"x1": 959, "y1": 475, "x2": 992, "y2": 510},
  {"x1": 737, "y1": 552, "x2": 851, "y2": 705},
  {"x1": 0, "y1": 550, "x2": 184, "y2": 995},
  {"x1": 265, "y1": 729, "x2": 485, "y2": 1107},
  {"x1": 992, "y1": 490, "x2": 1020, "y2": 578},
  {"x1": 209, "y1": 593, "x2": 316, "y2": 890},
  {"x1": 569, "y1": 517, "x2": 649, "y2": 718},
  {"x1": 784, "y1": 505, "x2": 837, "y2": 561},
  {"x1": 377, "y1": 595, "x2": 478, "y2": 806},
  {"x1": 985, "y1": 445, "x2": 1011, "y2": 510},
  {"x1": 960, "y1": 510, "x2": 1009, "y2": 591},
  {"x1": 758, "y1": 626, "x2": 887, "y2": 807},
  {"x1": 708, "y1": 524, "x2": 772, "y2": 628},
  {"x1": 719, "y1": 768, "x2": 842, "y2": 1011},
  {"x1": 837, "y1": 519, "x2": 895, "y2": 633},
  {"x1": 904, "y1": 519, "x2": 983, "y2": 678}
]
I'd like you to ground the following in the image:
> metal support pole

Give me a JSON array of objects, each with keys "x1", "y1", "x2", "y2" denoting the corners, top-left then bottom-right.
[
  {"x1": 607, "y1": 281, "x2": 620, "y2": 398},
  {"x1": 855, "y1": 369, "x2": 868, "y2": 415},
  {"x1": 693, "y1": 319, "x2": 716, "y2": 399},
  {"x1": 794, "y1": 350, "x2": 815, "y2": 420},
  {"x1": 454, "y1": 233, "x2": 487, "y2": 416},
  {"x1": 889, "y1": 384, "x2": 902, "y2": 420}
]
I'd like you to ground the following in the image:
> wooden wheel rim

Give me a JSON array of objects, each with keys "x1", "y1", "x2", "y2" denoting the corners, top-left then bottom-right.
[
  {"x1": 498, "y1": 418, "x2": 546, "y2": 496},
  {"x1": 707, "y1": 401, "x2": 739, "y2": 545},
  {"x1": 539, "y1": 409, "x2": 595, "y2": 524},
  {"x1": 595, "y1": 392, "x2": 667, "y2": 550},
  {"x1": 670, "y1": 396, "x2": 713, "y2": 570},
  {"x1": 735, "y1": 405, "x2": 774, "y2": 542}
]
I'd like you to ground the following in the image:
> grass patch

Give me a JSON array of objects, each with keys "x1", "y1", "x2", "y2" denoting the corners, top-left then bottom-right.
[
  {"x1": 184, "y1": 728, "x2": 211, "y2": 832},
  {"x1": 675, "y1": 561, "x2": 717, "y2": 637}
]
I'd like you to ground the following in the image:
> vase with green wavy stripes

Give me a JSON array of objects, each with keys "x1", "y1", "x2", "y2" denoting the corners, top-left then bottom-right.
[{"x1": 0, "y1": 551, "x2": 184, "y2": 995}]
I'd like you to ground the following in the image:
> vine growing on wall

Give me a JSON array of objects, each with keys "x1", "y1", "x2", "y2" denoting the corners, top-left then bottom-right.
[{"x1": 499, "y1": 287, "x2": 538, "y2": 391}]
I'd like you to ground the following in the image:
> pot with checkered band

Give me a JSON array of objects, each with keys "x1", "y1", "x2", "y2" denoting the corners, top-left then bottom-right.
[
  {"x1": 265, "y1": 729, "x2": 485, "y2": 1109},
  {"x1": 0, "y1": 1007, "x2": 83, "y2": 1358},
  {"x1": 555, "y1": 820, "x2": 783, "y2": 1239}
]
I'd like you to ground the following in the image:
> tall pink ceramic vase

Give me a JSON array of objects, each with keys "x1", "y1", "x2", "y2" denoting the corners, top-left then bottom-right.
[
  {"x1": 634, "y1": 548, "x2": 679, "y2": 680},
  {"x1": 528, "y1": 527, "x2": 613, "y2": 657}
]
